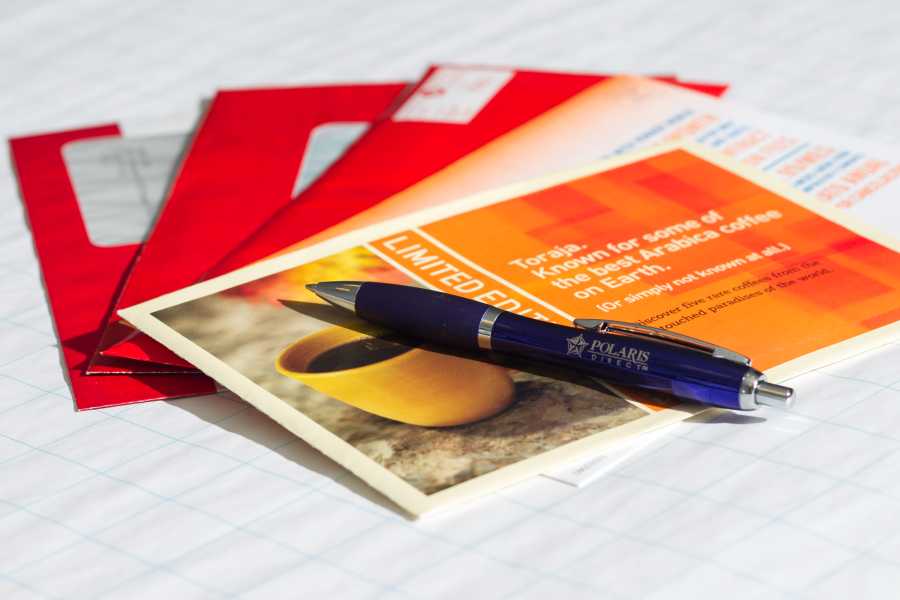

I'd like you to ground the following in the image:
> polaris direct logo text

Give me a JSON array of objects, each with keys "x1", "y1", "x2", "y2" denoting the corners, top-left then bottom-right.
[{"x1": 565, "y1": 334, "x2": 650, "y2": 371}]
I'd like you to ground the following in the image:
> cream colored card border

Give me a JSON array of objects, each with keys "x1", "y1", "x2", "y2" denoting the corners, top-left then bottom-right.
[{"x1": 121, "y1": 141, "x2": 900, "y2": 517}]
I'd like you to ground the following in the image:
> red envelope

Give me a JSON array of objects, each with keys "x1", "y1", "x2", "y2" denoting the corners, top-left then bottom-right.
[
  {"x1": 94, "y1": 83, "x2": 408, "y2": 371},
  {"x1": 10, "y1": 126, "x2": 217, "y2": 410},
  {"x1": 209, "y1": 66, "x2": 727, "y2": 274}
]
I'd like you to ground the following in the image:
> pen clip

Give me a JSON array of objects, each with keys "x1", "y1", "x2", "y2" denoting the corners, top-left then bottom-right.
[{"x1": 572, "y1": 318, "x2": 752, "y2": 365}]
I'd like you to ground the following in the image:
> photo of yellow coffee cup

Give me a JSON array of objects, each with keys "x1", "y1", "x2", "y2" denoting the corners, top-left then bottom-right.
[{"x1": 275, "y1": 325, "x2": 515, "y2": 427}]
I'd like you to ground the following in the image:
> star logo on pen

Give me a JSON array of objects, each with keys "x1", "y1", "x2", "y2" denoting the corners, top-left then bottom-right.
[{"x1": 566, "y1": 334, "x2": 588, "y2": 357}]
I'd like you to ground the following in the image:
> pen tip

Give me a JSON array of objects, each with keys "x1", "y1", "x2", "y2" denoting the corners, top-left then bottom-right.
[{"x1": 301, "y1": 281, "x2": 360, "y2": 312}]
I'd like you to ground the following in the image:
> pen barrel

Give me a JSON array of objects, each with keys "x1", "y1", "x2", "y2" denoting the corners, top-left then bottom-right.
[
  {"x1": 352, "y1": 283, "x2": 756, "y2": 410},
  {"x1": 490, "y1": 312, "x2": 754, "y2": 410},
  {"x1": 355, "y1": 283, "x2": 484, "y2": 350}
]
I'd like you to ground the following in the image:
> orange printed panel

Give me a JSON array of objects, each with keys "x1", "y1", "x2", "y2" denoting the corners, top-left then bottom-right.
[{"x1": 420, "y1": 150, "x2": 900, "y2": 369}]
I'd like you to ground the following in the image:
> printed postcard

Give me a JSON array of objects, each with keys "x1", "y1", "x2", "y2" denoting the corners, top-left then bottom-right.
[{"x1": 121, "y1": 143, "x2": 900, "y2": 516}]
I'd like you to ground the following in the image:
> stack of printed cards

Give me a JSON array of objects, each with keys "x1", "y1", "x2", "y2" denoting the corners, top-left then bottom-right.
[
  {"x1": 11, "y1": 65, "x2": 900, "y2": 516},
  {"x1": 8, "y1": 67, "x2": 724, "y2": 409}
]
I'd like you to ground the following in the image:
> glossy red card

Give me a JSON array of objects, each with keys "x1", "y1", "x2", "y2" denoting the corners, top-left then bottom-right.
[
  {"x1": 96, "y1": 83, "x2": 408, "y2": 370},
  {"x1": 10, "y1": 126, "x2": 217, "y2": 409},
  {"x1": 209, "y1": 66, "x2": 727, "y2": 273}
]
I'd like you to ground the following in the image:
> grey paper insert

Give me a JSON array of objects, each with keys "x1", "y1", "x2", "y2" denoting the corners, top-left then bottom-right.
[
  {"x1": 291, "y1": 122, "x2": 369, "y2": 197},
  {"x1": 63, "y1": 133, "x2": 187, "y2": 246}
]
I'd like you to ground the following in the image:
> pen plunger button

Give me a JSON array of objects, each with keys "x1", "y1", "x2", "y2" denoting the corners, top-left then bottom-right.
[{"x1": 755, "y1": 381, "x2": 795, "y2": 409}]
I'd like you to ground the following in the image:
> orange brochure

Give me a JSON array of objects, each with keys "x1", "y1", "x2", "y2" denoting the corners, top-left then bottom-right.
[
  {"x1": 299, "y1": 75, "x2": 900, "y2": 251},
  {"x1": 121, "y1": 144, "x2": 900, "y2": 516}
]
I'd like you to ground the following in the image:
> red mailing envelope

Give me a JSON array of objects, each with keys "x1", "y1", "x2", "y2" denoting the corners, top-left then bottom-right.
[
  {"x1": 94, "y1": 83, "x2": 408, "y2": 372},
  {"x1": 210, "y1": 66, "x2": 727, "y2": 275},
  {"x1": 10, "y1": 125, "x2": 217, "y2": 409}
]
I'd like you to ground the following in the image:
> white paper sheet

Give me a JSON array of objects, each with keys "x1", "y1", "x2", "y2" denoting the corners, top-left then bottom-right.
[{"x1": 544, "y1": 425, "x2": 676, "y2": 487}]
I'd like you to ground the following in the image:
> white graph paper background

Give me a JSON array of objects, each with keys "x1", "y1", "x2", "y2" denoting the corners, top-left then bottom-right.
[{"x1": 3, "y1": 1, "x2": 900, "y2": 598}]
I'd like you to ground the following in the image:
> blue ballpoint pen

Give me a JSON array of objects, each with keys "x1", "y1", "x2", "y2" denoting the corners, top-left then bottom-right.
[{"x1": 301, "y1": 281, "x2": 795, "y2": 411}]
